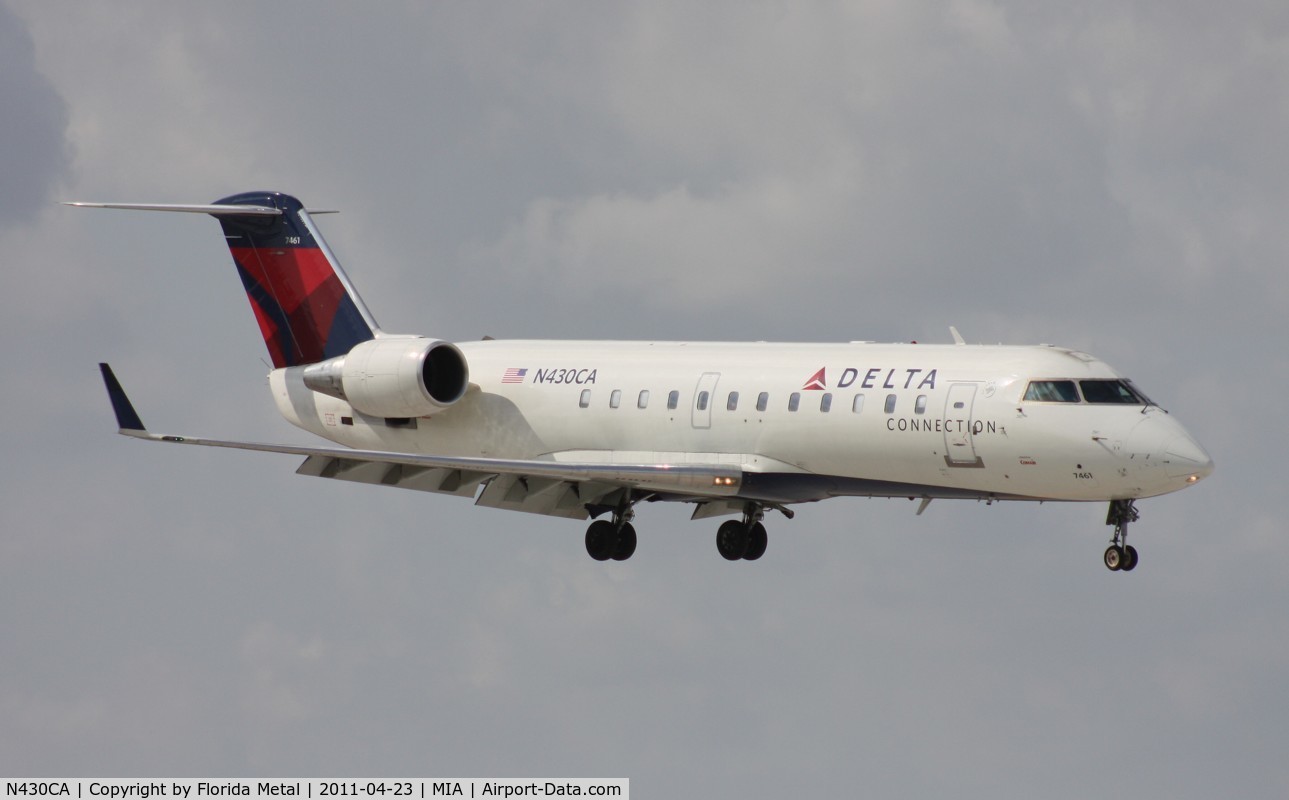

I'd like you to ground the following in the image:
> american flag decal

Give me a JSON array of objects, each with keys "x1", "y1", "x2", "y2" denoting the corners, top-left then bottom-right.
[{"x1": 502, "y1": 367, "x2": 528, "y2": 384}]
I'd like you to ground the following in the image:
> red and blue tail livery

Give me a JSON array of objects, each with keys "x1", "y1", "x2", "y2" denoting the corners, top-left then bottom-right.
[
  {"x1": 67, "y1": 192, "x2": 379, "y2": 368},
  {"x1": 214, "y1": 192, "x2": 376, "y2": 368}
]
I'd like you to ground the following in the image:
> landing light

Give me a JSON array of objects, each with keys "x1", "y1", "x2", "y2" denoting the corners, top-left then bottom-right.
[
  {"x1": 1186, "y1": 474, "x2": 1201, "y2": 484},
  {"x1": 714, "y1": 476, "x2": 738, "y2": 487}
]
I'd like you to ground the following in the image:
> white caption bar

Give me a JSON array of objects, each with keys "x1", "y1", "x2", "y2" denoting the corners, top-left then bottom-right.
[{"x1": 2, "y1": 781, "x2": 628, "y2": 800}]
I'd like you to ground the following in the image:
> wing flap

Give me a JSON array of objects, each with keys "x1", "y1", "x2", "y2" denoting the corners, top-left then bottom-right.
[
  {"x1": 475, "y1": 475, "x2": 589, "y2": 519},
  {"x1": 295, "y1": 456, "x2": 494, "y2": 498}
]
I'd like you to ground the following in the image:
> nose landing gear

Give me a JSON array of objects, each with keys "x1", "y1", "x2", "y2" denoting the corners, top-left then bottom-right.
[{"x1": 1103, "y1": 499, "x2": 1140, "y2": 572}]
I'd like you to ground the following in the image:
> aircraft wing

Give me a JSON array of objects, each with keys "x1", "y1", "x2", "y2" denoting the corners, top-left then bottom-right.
[{"x1": 99, "y1": 364, "x2": 743, "y2": 520}]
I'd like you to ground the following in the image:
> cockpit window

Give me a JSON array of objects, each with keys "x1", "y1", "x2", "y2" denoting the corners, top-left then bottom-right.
[
  {"x1": 1023, "y1": 380, "x2": 1080, "y2": 403},
  {"x1": 1125, "y1": 380, "x2": 1154, "y2": 406},
  {"x1": 1080, "y1": 379, "x2": 1147, "y2": 404}
]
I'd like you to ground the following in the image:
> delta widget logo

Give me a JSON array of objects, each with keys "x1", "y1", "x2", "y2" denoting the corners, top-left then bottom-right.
[{"x1": 802, "y1": 368, "x2": 827, "y2": 391}]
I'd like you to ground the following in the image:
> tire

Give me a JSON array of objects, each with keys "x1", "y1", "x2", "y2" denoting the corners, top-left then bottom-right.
[
  {"x1": 743, "y1": 522, "x2": 768, "y2": 561},
  {"x1": 585, "y1": 519, "x2": 617, "y2": 561},
  {"x1": 1103, "y1": 545, "x2": 1123, "y2": 571},
  {"x1": 612, "y1": 523, "x2": 637, "y2": 561},
  {"x1": 1121, "y1": 545, "x2": 1139, "y2": 572},
  {"x1": 716, "y1": 520, "x2": 749, "y2": 560}
]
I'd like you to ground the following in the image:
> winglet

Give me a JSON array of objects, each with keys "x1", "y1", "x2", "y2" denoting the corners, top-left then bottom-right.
[
  {"x1": 949, "y1": 326, "x2": 966, "y2": 345},
  {"x1": 98, "y1": 363, "x2": 146, "y2": 433}
]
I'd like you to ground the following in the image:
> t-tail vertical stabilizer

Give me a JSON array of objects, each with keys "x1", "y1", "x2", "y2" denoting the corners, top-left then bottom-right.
[
  {"x1": 213, "y1": 191, "x2": 378, "y2": 367},
  {"x1": 67, "y1": 192, "x2": 380, "y2": 367}
]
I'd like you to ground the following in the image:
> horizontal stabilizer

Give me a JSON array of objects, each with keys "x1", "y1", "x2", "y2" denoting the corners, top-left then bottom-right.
[{"x1": 65, "y1": 202, "x2": 282, "y2": 216}]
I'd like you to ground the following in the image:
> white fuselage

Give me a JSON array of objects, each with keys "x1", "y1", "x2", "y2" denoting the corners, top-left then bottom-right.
[{"x1": 269, "y1": 340, "x2": 1213, "y2": 505}]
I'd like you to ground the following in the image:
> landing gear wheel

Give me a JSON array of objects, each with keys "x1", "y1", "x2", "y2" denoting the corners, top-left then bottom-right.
[
  {"x1": 585, "y1": 519, "x2": 617, "y2": 561},
  {"x1": 717, "y1": 519, "x2": 749, "y2": 560},
  {"x1": 1104, "y1": 499, "x2": 1141, "y2": 574},
  {"x1": 1121, "y1": 545, "x2": 1139, "y2": 572},
  {"x1": 612, "y1": 523, "x2": 637, "y2": 561},
  {"x1": 1104, "y1": 545, "x2": 1124, "y2": 571},
  {"x1": 743, "y1": 522, "x2": 768, "y2": 561}
]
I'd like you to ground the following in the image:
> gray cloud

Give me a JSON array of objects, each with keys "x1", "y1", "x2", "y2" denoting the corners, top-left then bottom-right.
[{"x1": 0, "y1": 1, "x2": 68, "y2": 227}]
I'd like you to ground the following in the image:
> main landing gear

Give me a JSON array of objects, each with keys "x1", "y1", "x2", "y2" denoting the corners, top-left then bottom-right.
[
  {"x1": 1103, "y1": 499, "x2": 1140, "y2": 572},
  {"x1": 715, "y1": 504, "x2": 770, "y2": 561},
  {"x1": 583, "y1": 501, "x2": 780, "y2": 562},
  {"x1": 584, "y1": 502, "x2": 637, "y2": 562}
]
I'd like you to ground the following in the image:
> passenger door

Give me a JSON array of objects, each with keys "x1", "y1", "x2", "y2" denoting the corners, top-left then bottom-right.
[
  {"x1": 692, "y1": 372, "x2": 720, "y2": 429},
  {"x1": 943, "y1": 383, "x2": 982, "y2": 467}
]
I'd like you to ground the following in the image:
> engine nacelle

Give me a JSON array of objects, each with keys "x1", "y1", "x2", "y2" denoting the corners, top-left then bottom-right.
[{"x1": 301, "y1": 337, "x2": 469, "y2": 418}]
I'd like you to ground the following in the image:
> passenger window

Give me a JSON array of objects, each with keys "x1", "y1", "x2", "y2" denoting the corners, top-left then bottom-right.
[
  {"x1": 915, "y1": 395, "x2": 927, "y2": 414},
  {"x1": 884, "y1": 394, "x2": 897, "y2": 414},
  {"x1": 667, "y1": 390, "x2": 679, "y2": 410},
  {"x1": 610, "y1": 389, "x2": 621, "y2": 409},
  {"x1": 852, "y1": 394, "x2": 864, "y2": 414},
  {"x1": 727, "y1": 391, "x2": 739, "y2": 411},
  {"x1": 579, "y1": 389, "x2": 591, "y2": 408},
  {"x1": 756, "y1": 392, "x2": 769, "y2": 412},
  {"x1": 1080, "y1": 379, "x2": 1144, "y2": 404},
  {"x1": 638, "y1": 390, "x2": 649, "y2": 409},
  {"x1": 697, "y1": 391, "x2": 709, "y2": 411},
  {"x1": 1023, "y1": 380, "x2": 1080, "y2": 403},
  {"x1": 788, "y1": 392, "x2": 801, "y2": 412},
  {"x1": 820, "y1": 393, "x2": 832, "y2": 412}
]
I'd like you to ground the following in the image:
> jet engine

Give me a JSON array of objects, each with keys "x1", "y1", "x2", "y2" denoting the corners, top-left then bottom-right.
[{"x1": 301, "y1": 336, "x2": 469, "y2": 418}]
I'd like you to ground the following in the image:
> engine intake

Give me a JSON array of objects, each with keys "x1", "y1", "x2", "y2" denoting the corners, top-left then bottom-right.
[{"x1": 302, "y1": 337, "x2": 469, "y2": 418}]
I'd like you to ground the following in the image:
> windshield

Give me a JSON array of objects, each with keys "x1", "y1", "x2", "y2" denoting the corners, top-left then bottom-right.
[
  {"x1": 1079, "y1": 379, "x2": 1149, "y2": 405},
  {"x1": 1023, "y1": 380, "x2": 1080, "y2": 402}
]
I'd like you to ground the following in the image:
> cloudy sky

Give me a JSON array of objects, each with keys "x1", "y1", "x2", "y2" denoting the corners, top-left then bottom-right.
[{"x1": 2, "y1": 1, "x2": 1285, "y2": 795}]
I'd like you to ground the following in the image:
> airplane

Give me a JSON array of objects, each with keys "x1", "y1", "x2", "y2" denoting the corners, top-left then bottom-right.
[{"x1": 74, "y1": 191, "x2": 1214, "y2": 571}]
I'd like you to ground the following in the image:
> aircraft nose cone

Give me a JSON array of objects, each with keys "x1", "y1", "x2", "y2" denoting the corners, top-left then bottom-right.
[{"x1": 1165, "y1": 433, "x2": 1215, "y2": 482}]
